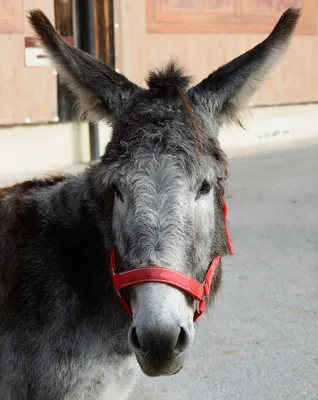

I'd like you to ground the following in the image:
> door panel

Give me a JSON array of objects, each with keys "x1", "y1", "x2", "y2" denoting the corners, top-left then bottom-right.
[
  {"x1": 0, "y1": 1, "x2": 24, "y2": 33},
  {"x1": 0, "y1": 0, "x2": 57, "y2": 125}
]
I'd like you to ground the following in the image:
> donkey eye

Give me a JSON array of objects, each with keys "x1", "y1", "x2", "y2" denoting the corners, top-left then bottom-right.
[
  {"x1": 199, "y1": 180, "x2": 211, "y2": 195},
  {"x1": 113, "y1": 185, "x2": 123, "y2": 202}
]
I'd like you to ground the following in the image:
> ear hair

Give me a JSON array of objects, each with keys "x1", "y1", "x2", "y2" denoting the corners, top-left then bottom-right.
[
  {"x1": 187, "y1": 8, "x2": 301, "y2": 127},
  {"x1": 28, "y1": 9, "x2": 143, "y2": 123}
]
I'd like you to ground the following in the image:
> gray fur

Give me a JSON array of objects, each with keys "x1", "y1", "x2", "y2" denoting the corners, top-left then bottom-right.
[{"x1": 0, "y1": 8, "x2": 300, "y2": 399}]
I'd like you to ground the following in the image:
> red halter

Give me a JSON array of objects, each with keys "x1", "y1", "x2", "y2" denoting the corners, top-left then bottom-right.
[{"x1": 110, "y1": 195, "x2": 234, "y2": 322}]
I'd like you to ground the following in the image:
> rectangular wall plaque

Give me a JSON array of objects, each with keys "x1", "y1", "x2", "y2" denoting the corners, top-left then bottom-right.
[{"x1": 24, "y1": 36, "x2": 74, "y2": 67}]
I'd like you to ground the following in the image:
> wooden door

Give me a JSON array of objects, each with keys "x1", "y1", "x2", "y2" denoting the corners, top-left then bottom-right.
[
  {"x1": 114, "y1": 0, "x2": 318, "y2": 106},
  {"x1": 0, "y1": 0, "x2": 57, "y2": 125}
]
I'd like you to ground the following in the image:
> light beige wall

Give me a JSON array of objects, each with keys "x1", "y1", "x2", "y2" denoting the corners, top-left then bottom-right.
[
  {"x1": 0, "y1": 121, "x2": 112, "y2": 181},
  {"x1": 1, "y1": 104, "x2": 318, "y2": 184},
  {"x1": 114, "y1": 0, "x2": 318, "y2": 106},
  {"x1": 0, "y1": 0, "x2": 57, "y2": 125}
]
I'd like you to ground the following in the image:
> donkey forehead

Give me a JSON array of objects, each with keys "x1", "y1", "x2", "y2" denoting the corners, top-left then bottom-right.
[
  {"x1": 105, "y1": 140, "x2": 218, "y2": 185},
  {"x1": 102, "y1": 99, "x2": 227, "y2": 183},
  {"x1": 117, "y1": 116, "x2": 201, "y2": 150},
  {"x1": 107, "y1": 116, "x2": 221, "y2": 169}
]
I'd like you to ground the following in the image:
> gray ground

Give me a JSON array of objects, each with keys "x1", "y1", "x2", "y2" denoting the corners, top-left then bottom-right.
[{"x1": 132, "y1": 139, "x2": 318, "y2": 399}]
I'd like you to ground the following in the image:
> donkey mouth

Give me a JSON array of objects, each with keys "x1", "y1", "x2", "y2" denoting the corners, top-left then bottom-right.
[
  {"x1": 134, "y1": 351, "x2": 185, "y2": 377},
  {"x1": 171, "y1": 365, "x2": 183, "y2": 375}
]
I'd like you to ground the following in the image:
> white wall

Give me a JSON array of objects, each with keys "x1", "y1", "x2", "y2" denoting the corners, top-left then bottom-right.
[
  {"x1": 0, "y1": 121, "x2": 112, "y2": 181},
  {"x1": 0, "y1": 104, "x2": 318, "y2": 183},
  {"x1": 219, "y1": 103, "x2": 318, "y2": 152}
]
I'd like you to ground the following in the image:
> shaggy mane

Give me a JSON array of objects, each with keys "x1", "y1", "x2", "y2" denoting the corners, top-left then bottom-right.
[
  {"x1": 145, "y1": 60, "x2": 202, "y2": 151},
  {"x1": 145, "y1": 60, "x2": 192, "y2": 99},
  {"x1": 0, "y1": 175, "x2": 68, "y2": 198}
]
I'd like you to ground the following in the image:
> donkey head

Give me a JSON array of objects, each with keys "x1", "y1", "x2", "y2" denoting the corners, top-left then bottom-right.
[{"x1": 29, "y1": 9, "x2": 300, "y2": 377}]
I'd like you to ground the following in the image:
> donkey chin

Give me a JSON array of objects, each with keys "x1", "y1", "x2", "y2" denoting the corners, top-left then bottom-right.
[
  {"x1": 127, "y1": 282, "x2": 196, "y2": 377},
  {"x1": 133, "y1": 347, "x2": 189, "y2": 377}
]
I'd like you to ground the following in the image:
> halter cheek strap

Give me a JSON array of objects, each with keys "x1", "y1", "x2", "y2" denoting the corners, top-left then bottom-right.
[
  {"x1": 222, "y1": 197, "x2": 234, "y2": 256},
  {"x1": 109, "y1": 196, "x2": 233, "y2": 322}
]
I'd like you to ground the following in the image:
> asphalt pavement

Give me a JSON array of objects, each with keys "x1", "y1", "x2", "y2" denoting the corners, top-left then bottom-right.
[{"x1": 131, "y1": 138, "x2": 318, "y2": 400}]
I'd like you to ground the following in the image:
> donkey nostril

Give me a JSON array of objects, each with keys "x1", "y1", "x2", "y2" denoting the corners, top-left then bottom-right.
[
  {"x1": 129, "y1": 325, "x2": 190, "y2": 354},
  {"x1": 130, "y1": 327, "x2": 142, "y2": 350},
  {"x1": 175, "y1": 327, "x2": 190, "y2": 353}
]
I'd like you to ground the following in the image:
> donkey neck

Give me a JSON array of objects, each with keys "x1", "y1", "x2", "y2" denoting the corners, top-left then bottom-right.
[{"x1": 27, "y1": 171, "x2": 133, "y2": 356}]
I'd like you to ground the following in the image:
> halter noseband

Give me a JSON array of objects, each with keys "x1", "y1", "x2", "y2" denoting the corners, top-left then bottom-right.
[{"x1": 110, "y1": 196, "x2": 234, "y2": 322}]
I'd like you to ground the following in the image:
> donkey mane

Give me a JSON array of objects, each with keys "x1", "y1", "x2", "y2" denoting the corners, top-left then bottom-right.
[
  {"x1": 0, "y1": 175, "x2": 68, "y2": 198},
  {"x1": 145, "y1": 60, "x2": 192, "y2": 97},
  {"x1": 144, "y1": 59, "x2": 204, "y2": 152}
]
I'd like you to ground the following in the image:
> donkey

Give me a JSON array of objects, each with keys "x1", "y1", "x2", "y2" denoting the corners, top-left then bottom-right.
[{"x1": 0, "y1": 8, "x2": 300, "y2": 400}]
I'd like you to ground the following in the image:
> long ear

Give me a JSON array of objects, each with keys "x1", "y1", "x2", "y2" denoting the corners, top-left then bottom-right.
[
  {"x1": 27, "y1": 9, "x2": 143, "y2": 123},
  {"x1": 187, "y1": 8, "x2": 301, "y2": 127}
]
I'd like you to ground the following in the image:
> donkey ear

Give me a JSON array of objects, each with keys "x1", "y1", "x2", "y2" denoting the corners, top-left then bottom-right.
[
  {"x1": 27, "y1": 9, "x2": 142, "y2": 123},
  {"x1": 187, "y1": 8, "x2": 301, "y2": 127}
]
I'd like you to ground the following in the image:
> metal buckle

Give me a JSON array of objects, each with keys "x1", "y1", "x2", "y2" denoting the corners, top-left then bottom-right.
[
  {"x1": 195, "y1": 299, "x2": 201, "y2": 315},
  {"x1": 195, "y1": 297, "x2": 206, "y2": 314},
  {"x1": 203, "y1": 280, "x2": 210, "y2": 297}
]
